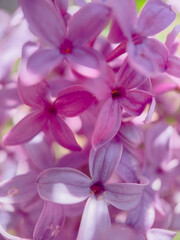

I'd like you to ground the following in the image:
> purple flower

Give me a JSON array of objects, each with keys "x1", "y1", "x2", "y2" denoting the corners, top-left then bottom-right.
[
  {"x1": 92, "y1": 59, "x2": 152, "y2": 149},
  {"x1": 106, "y1": 0, "x2": 176, "y2": 76},
  {"x1": 19, "y1": 0, "x2": 111, "y2": 80},
  {"x1": 37, "y1": 141, "x2": 148, "y2": 239},
  {"x1": 2, "y1": 80, "x2": 94, "y2": 151}
]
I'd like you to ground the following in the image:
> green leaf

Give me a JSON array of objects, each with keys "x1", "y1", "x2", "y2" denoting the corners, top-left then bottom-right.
[{"x1": 136, "y1": 0, "x2": 147, "y2": 13}]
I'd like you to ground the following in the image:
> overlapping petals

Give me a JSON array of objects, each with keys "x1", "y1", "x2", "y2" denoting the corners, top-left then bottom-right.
[
  {"x1": 0, "y1": 1, "x2": 179, "y2": 239},
  {"x1": 37, "y1": 168, "x2": 91, "y2": 204},
  {"x1": 89, "y1": 140, "x2": 123, "y2": 182},
  {"x1": 104, "y1": 177, "x2": 148, "y2": 210},
  {"x1": 0, "y1": 172, "x2": 37, "y2": 203},
  {"x1": 92, "y1": 99, "x2": 122, "y2": 149},
  {"x1": 77, "y1": 198, "x2": 111, "y2": 240},
  {"x1": 20, "y1": 0, "x2": 111, "y2": 80},
  {"x1": 33, "y1": 201, "x2": 65, "y2": 240}
]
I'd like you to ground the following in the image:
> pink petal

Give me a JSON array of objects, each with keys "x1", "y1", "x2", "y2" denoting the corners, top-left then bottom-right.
[
  {"x1": 37, "y1": 168, "x2": 91, "y2": 204},
  {"x1": 33, "y1": 201, "x2": 65, "y2": 240},
  {"x1": 152, "y1": 81, "x2": 177, "y2": 95},
  {"x1": 126, "y1": 191, "x2": 155, "y2": 231},
  {"x1": 68, "y1": 2, "x2": 111, "y2": 45},
  {"x1": 18, "y1": 79, "x2": 49, "y2": 108},
  {"x1": 0, "y1": 172, "x2": 37, "y2": 204},
  {"x1": 27, "y1": 48, "x2": 63, "y2": 77},
  {"x1": 19, "y1": 42, "x2": 44, "y2": 86},
  {"x1": 120, "y1": 89, "x2": 152, "y2": 116},
  {"x1": 108, "y1": 0, "x2": 137, "y2": 39},
  {"x1": 117, "y1": 149, "x2": 139, "y2": 183},
  {"x1": 55, "y1": 85, "x2": 94, "y2": 117},
  {"x1": 50, "y1": 116, "x2": 81, "y2": 151},
  {"x1": 67, "y1": 47, "x2": 100, "y2": 78},
  {"x1": 54, "y1": 0, "x2": 68, "y2": 14},
  {"x1": 147, "y1": 228, "x2": 176, "y2": 240},
  {"x1": 108, "y1": 19, "x2": 127, "y2": 43},
  {"x1": 24, "y1": 140, "x2": 55, "y2": 171},
  {"x1": 19, "y1": 0, "x2": 66, "y2": 45},
  {"x1": 166, "y1": 55, "x2": 180, "y2": 77},
  {"x1": 117, "y1": 58, "x2": 148, "y2": 89},
  {"x1": 119, "y1": 122, "x2": 143, "y2": 148},
  {"x1": 104, "y1": 177, "x2": 148, "y2": 210},
  {"x1": 127, "y1": 38, "x2": 168, "y2": 77},
  {"x1": 145, "y1": 120, "x2": 173, "y2": 167},
  {"x1": 0, "y1": 84, "x2": 20, "y2": 109},
  {"x1": 144, "y1": 97, "x2": 156, "y2": 123},
  {"x1": 165, "y1": 25, "x2": 180, "y2": 52},
  {"x1": 77, "y1": 198, "x2": 111, "y2": 240},
  {"x1": 92, "y1": 98, "x2": 122, "y2": 150},
  {"x1": 2, "y1": 111, "x2": 47, "y2": 146},
  {"x1": 89, "y1": 139, "x2": 123, "y2": 182},
  {"x1": 138, "y1": 0, "x2": 176, "y2": 36}
]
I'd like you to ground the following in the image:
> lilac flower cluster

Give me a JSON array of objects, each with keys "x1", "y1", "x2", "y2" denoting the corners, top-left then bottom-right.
[{"x1": 0, "y1": 0, "x2": 180, "y2": 239}]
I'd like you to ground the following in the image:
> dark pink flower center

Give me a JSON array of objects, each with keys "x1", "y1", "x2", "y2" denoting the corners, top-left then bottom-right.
[
  {"x1": 60, "y1": 39, "x2": 73, "y2": 55},
  {"x1": 90, "y1": 181, "x2": 105, "y2": 199},
  {"x1": 156, "y1": 167, "x2": 164, "y2": 174},
  {"x1": 46, "y1": 102, "x2": 57, "y2": 116},
  {"x1": 112, "y1": 87, "x2": 125, "y2": 99},
  {"x1": 132, "y1": 33, "x2": 145, "y2": 45}
]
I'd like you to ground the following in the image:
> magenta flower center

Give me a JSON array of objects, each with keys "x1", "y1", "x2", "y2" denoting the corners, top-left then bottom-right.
[
  {"x1": 60, "y1": 39, "x2": 73, "y2": 55},
  {"x1": 90, "y1": 181, "x2": 105, "y2": 199},
  {"x1": 112, "y1": 88, "x2": 125, "y2": 99},
  {"x1": 132, "y1": 33, "x2": 144, "y2": 45},
  {"x1": 45, "y1": 102, "x2": 57, "y2": 115}
]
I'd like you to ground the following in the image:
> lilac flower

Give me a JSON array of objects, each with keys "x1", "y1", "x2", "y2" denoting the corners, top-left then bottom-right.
[
  {"x1": 37, "y1": 141, "x2": 148, "y2": 240},
  {"x1": 19, "y1": 0, "x2": 111, "y2": 80},
  {"x1": 92, "y1": 59, "x2": 152, "y2": 149},
  {"x1": 106, "y1": 0, "x2": 176, "y2": 76},
  {"x1": 0, "y1": 1, "x2": 179, "y2": 239},
  {"x1": 0, "y1": 138, "x2": 66, "y2": 240},
  {"x1": 2, "y1": 79, "x2": 94, "y2": 150}
]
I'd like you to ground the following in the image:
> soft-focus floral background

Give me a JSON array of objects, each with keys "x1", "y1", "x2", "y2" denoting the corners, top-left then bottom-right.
[{"x1": 0, "y1": 0, "x2": 180, "y2": 239}]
